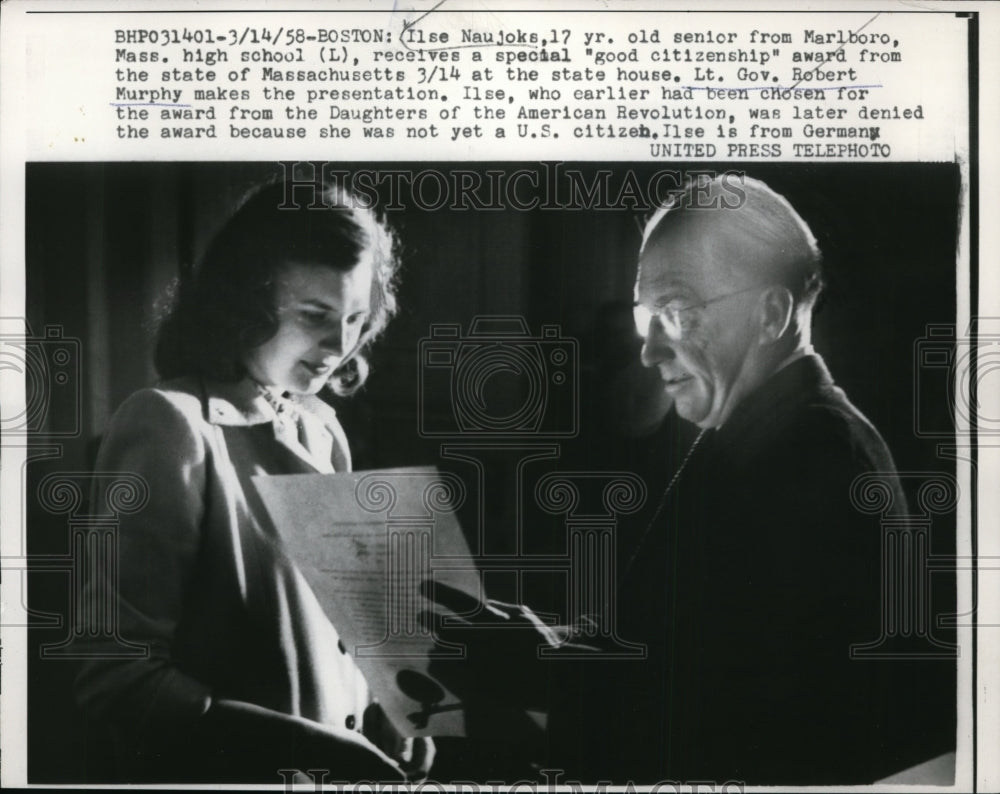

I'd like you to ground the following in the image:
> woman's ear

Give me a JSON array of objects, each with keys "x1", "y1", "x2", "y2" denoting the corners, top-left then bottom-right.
[{"x1": 757, "y1": 285, "x2": 794, "y2": 345}]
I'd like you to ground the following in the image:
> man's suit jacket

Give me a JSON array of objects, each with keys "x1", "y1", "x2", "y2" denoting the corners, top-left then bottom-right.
[
  {"x1": 551, "y1": 354, "x2": 955, "y2": 784},
  {"x1": 75, "y1": 377, "x2": 370, "y2": 780}
]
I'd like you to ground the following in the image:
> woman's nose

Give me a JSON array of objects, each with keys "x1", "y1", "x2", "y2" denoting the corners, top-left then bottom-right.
[{"x1": 319, "y1": 323, "x2": 346, "y2": 355}]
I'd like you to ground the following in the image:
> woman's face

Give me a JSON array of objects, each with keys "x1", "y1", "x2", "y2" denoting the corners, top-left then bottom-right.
[{"x1": 243, "y1": 256, "x2": 374, "y2": 395}]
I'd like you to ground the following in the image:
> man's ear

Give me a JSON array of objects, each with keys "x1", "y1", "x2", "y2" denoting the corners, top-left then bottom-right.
[{"x1": 757, "y1": 286, "x2": 794, "y2": 345}]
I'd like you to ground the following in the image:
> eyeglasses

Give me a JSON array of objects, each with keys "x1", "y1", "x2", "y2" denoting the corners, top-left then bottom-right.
[{"x1": 633, "y1": 284, "x2": 765, "y2": 339}]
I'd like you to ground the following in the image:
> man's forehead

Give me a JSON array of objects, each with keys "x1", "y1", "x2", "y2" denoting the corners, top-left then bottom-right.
[
  {"x1": 635, "y1": 254, "x2": 692, "y2": 297},
  {"x1": 636, "y1": 209, "x2": 776, "y2": 296},
  {"x1": 637, "y1": 213, "x2": 738, "y2": 293}
]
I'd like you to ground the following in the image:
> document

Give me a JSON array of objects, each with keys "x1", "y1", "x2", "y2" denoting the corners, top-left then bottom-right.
[{"x1": 253, "y1": 466, "x2": 481, "y2": 737}]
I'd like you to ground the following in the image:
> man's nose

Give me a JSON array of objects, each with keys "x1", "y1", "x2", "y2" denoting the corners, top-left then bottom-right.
[{"x1": 639, "y1": 320, "x2": 676, "y2": 367}]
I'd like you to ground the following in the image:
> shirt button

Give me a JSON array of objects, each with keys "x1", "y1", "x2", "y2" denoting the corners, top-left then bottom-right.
[
  {"x1": 345, "y1": 714, "x2": 356, "y2": 730},
  {"x1": 338, "y1": 640, "x2": 347, "y2": 654}
]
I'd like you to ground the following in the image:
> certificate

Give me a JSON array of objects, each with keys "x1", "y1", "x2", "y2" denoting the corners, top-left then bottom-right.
[{"x1": 253, "y1": 466, "x2": 481, "y2": 737}]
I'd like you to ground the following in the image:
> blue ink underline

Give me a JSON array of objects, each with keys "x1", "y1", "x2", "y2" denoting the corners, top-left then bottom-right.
[{"x1": 679, "y1": 84, "x2": 883, "y2": 92}]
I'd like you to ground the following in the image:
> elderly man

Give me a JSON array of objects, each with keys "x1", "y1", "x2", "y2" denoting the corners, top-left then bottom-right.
[
  {"x1": 577, "y1": 174, "x2": 925, "y2": 783},
  {"x1": 432, "y1": 175, "x2": 954, "y2": 784}
]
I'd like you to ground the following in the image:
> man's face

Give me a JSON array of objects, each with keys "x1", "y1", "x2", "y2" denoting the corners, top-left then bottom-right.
[{"x1": 635, "y1": 216, "x2": 765, "y2": 429}]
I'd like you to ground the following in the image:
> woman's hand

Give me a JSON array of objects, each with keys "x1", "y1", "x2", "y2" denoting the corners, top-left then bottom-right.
[
  {"x1": 362, "y1": 702, "x2": 436, "y2": 781},
  {"x1": 399, "y1": 736, "x2": 436, "y2": 781},
  {"x1": 201, "y1": 698, "x2": 406, "y2": 782}
]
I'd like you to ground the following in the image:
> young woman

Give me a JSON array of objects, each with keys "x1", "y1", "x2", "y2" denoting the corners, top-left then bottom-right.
[{"x1": 75, "y1": 181, "x2": 432, "y2": 783}]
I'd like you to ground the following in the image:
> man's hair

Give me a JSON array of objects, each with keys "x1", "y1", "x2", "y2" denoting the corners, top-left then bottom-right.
[
  {"x1": 641, "y1": 174, "x2": 824, "y2": 311},
  {"x1": 155, "y1": 181, "x2": 400, "y2": 395}
]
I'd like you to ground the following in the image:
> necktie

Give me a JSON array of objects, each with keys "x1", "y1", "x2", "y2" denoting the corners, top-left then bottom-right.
[{"x1": 623, "y1": 428, "x2": 712, "y2": 574}]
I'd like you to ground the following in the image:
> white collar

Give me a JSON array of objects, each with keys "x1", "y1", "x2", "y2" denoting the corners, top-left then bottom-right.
[{"x1": 198, "y1": 376, "x2": 341, "y2": 430}]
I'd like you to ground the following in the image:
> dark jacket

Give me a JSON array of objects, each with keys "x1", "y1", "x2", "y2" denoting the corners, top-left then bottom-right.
[{"x1": 550, "y1": 354, "x2": 955, "y2": 784}]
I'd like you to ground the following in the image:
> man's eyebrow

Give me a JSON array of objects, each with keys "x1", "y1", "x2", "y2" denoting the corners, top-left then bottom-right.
[
  {"x1": 640, "y1": 268, "x2": 685, "y2": 292},
  {"x1": 647, "y1": 288, "x2": 693, "y2": 306}
]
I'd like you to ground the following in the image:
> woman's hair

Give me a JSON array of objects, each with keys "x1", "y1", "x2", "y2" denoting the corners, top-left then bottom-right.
[{"x1": 155, "y1": 181, "x2": 400, "y2": 395}]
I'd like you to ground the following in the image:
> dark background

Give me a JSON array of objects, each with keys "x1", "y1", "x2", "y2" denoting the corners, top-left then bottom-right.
[{"x1": 24, "y1": 161, "x2": 960, "y2": 781}]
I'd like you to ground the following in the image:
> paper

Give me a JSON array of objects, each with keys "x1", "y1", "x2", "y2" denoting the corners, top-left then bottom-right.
[{"x1": 252, "y1": 466, "x2": 480, "y2": 738}]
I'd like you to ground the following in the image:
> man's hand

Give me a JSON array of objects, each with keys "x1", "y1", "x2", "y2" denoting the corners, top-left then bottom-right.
[{"x1": 422, "y1": 582, "x2": 599, "y2": 712}]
